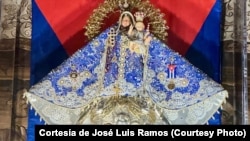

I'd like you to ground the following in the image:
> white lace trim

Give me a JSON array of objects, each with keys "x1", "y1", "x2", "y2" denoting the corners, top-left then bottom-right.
[
  {"x1": 162, "y1": 90, "x2": 228, "y2": 124},
  {"x1": 24, "y1": 89, "x2": 228, "y2": 125}
]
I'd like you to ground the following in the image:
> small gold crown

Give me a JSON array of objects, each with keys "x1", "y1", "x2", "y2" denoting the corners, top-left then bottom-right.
[{"x1": 134, "y1": 11, "x2": 146, "y2": 22}]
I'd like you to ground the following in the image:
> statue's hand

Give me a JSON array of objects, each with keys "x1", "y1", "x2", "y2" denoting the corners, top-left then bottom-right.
[
  {"x1": 145, "y1": 31, "x2": 150, "y2": 37},
  {"x1": 128, "y1": 25, "x2": 134, "y2": 36},
  {"x1": 144, "y1": 36, "x2": 152, "y2": 46}
]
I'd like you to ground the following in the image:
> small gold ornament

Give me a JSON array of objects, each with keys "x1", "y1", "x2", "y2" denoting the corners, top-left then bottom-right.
[
  {"x1": 70, "y1": 72, "x2": 78, "y2": 78},
  {"x1": 167, "y1": 81, "x2": 175, "y2": 90}
]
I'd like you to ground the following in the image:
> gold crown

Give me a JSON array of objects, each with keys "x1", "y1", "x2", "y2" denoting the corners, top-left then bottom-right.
[{"x1": 134, "y1": 11, "x2": 146, "y2": 22}]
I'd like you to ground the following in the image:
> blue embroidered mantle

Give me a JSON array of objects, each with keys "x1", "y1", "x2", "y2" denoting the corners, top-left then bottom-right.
[{"x1": 24, "y1": 27, "x2": 228, "y2": 125}]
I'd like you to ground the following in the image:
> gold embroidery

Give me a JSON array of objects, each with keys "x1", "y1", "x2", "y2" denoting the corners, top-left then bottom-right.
[{"x1": 84, "y1": 0, "x2": 168, "y2": 42}]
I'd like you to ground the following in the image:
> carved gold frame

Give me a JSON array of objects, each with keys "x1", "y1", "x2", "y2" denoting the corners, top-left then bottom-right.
[{"x1": 84, "y1": 0, "x2": 169, "y2": 42}]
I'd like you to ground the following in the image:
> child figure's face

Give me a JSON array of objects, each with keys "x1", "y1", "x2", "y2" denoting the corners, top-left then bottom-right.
[{"x1": 135, "y1": 22, "x2": 145, "y2": 31}]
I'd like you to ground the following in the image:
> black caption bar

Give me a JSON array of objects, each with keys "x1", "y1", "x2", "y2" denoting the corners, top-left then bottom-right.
[{"x1": 35, "y1": 125, "x2": 249, "y2": 140}]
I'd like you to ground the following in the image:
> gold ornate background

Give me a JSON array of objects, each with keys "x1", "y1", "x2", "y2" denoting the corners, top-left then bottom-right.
[{"x1": 0, "y1": 0, "x2": 248, "y2": 140}]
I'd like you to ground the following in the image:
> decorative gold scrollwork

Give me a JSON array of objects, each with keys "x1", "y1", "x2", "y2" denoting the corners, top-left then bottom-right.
[{"x1": 84, "y1": 0, "x2": 169, "y2": 42}]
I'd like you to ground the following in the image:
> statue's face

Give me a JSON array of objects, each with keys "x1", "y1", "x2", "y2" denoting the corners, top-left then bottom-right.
[{"x1": 121, "y1": 16, "x2": 131, "y2": 27}]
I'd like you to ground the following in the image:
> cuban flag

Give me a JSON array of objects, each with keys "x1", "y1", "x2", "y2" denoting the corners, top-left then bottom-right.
[{"x1": 28, "y1": 0, "x2": 222, "y2": 140}]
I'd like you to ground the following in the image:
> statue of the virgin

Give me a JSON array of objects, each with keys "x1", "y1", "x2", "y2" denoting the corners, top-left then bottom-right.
[{"x1": 24, "y1": 0, "x2": 228, "y2": 125}]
